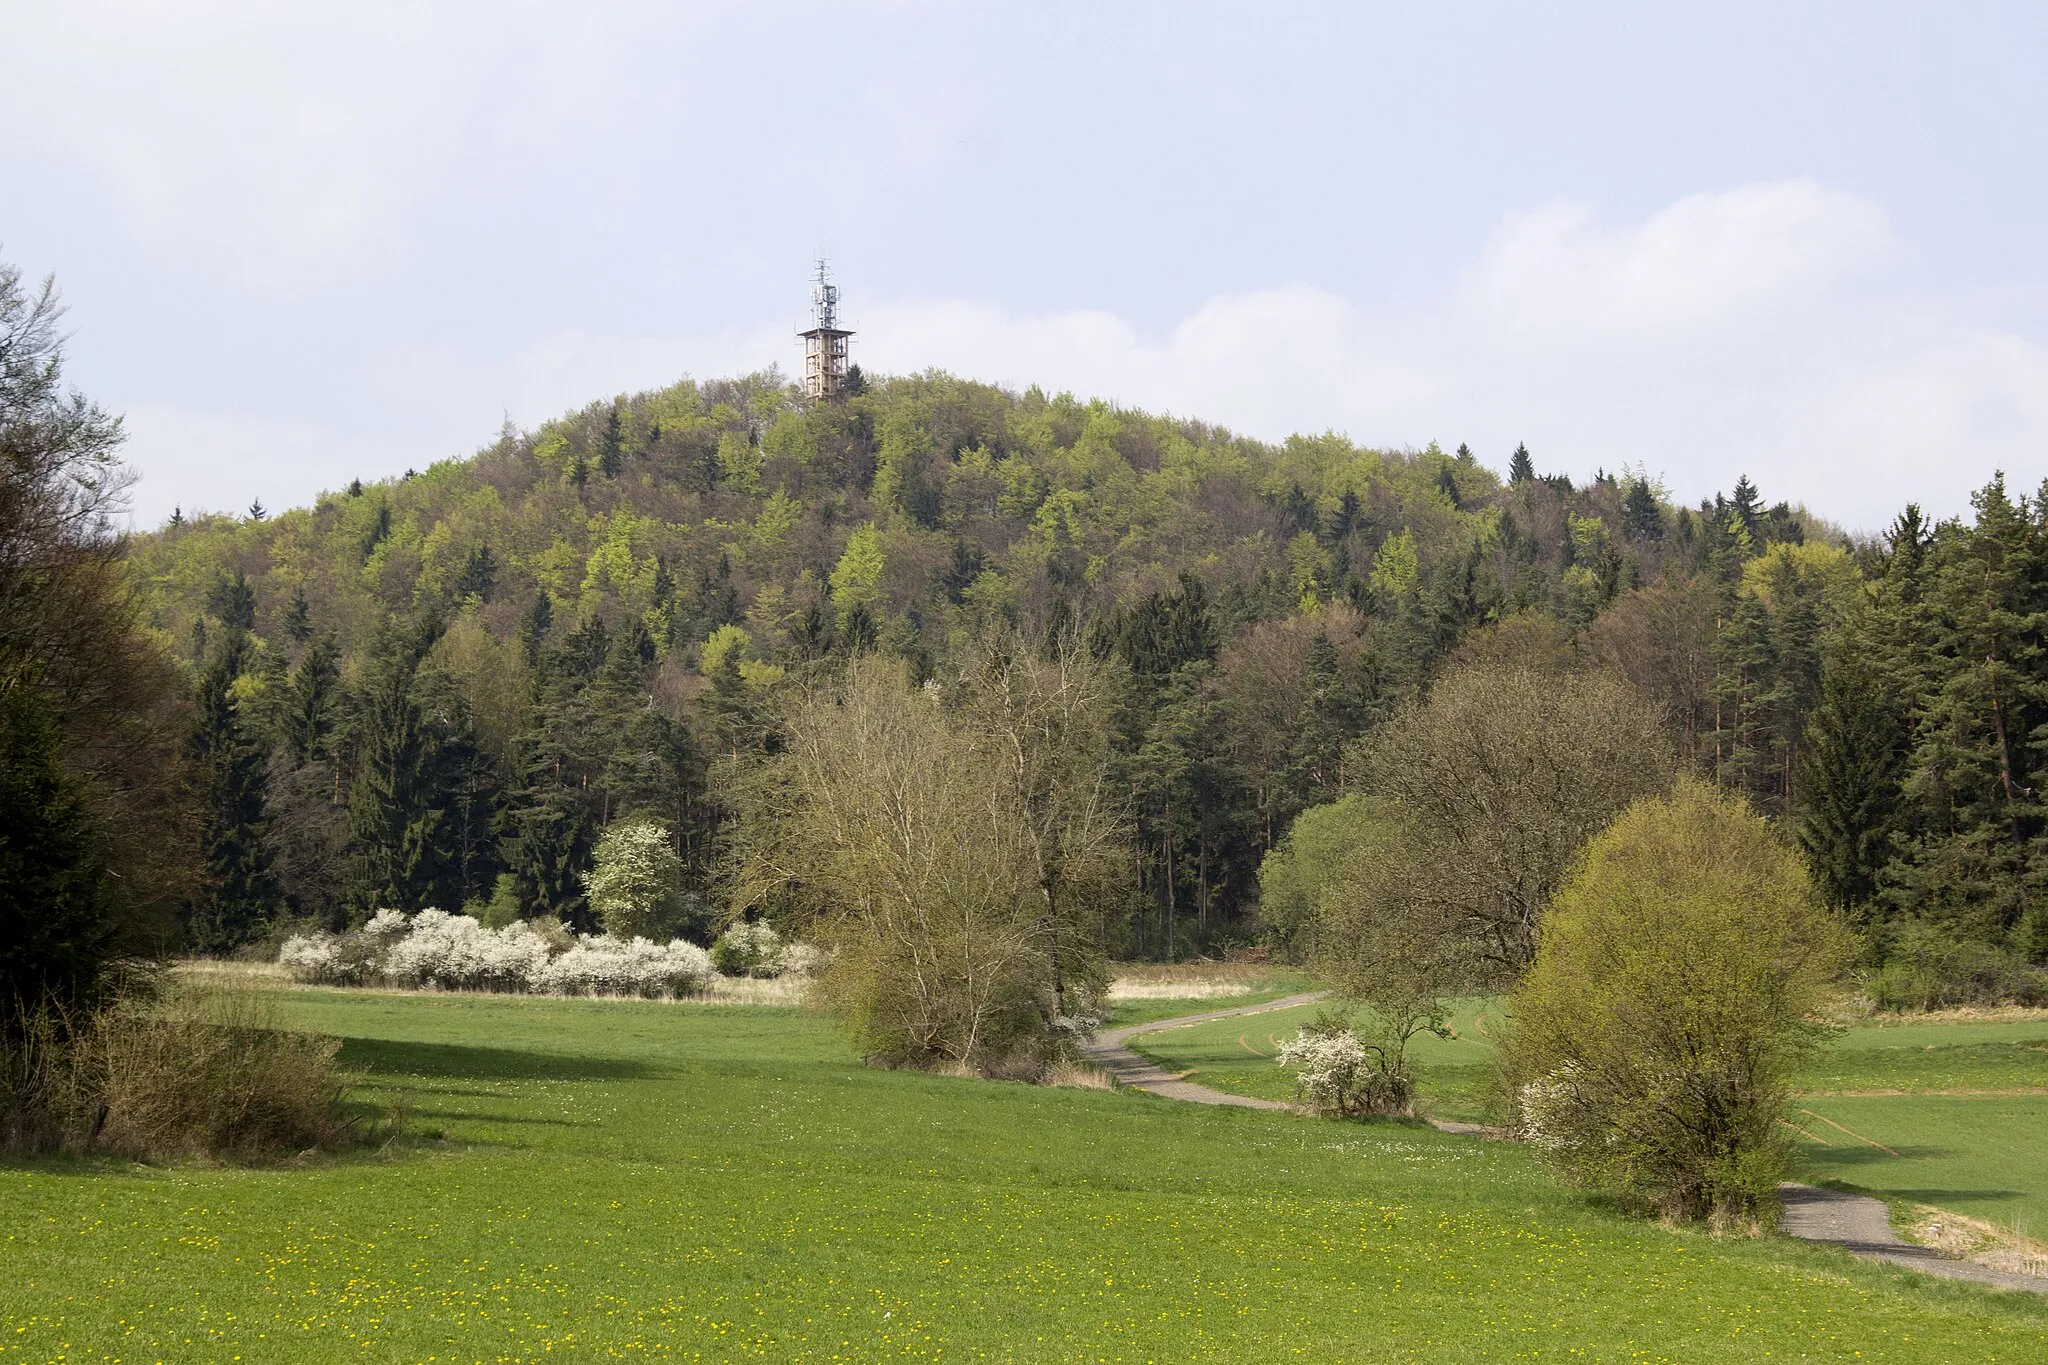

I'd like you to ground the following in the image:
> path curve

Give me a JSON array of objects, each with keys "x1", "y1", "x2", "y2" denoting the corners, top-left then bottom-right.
[
  {"x1": 1083, "y1": 996, "x2": 2048, "y2": 1292},
  {"x1": 1081, "y1": 993, "x2": 1491, "y2": 1134},
  {"x1": 1079, "y1": 993, "x2": 1328, "y2": 1109},
  {"x1": 1778, "y1": 1184, "x2": 2048, "y2": 1293}
]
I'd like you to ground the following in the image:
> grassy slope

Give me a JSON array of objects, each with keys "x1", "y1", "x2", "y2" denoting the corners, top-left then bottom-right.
[
  {"x1": 1132, "y1": 1003, "x2": 2048, "y2": 1239},
  {"x1": 2, "y1": 992, "x2": 2044, "y2": 1362}
]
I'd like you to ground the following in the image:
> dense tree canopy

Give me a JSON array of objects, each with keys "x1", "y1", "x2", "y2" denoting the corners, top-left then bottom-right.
[{"x1": 124, "y1": 358, "x2": 2040, "y2": 975}]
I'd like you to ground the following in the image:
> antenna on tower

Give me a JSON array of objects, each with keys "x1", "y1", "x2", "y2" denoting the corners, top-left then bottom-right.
[{"x1": 798, "y1": 258, "x2": 854, "y2": 399}]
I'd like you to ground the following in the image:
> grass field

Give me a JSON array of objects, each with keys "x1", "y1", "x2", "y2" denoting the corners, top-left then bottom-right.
[
  {"x1": 1129, "y1": 998, "x2": 2048, "y2": 1250},
  {"x1": 4, "y1": 987, "x2": 2047, "y2": 1362}
]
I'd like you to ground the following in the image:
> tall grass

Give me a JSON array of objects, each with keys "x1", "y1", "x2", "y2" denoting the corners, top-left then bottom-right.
[{"x1": 2, "y1": 986, "x2": 356, "y2": 1161}]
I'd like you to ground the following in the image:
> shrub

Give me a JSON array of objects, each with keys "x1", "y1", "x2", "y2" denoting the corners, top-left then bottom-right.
[
  {"x1": 1275, "y1": 1009, "x2": 1417, "y2": 1117},
  {"x1": 535, "y1": 936, "x2": 714, "y2": 998},
  {"x1": 584, "y1": 820, "x2": 684, "y2": 940},
  {"x1": 277, "y1": 932, "x2": 375, "y2": 986},
  {"x1": 272, "y1": 910, "x2": 722, "y2": 1000},
  {"x1": 381, "y1": 910, "x2": 552, "y2": 992},
  {"x1": 712, "y1": 920, "x2": 785, "y2": 977},
  {"x1": 1498, "y1": 779, "x2": 1853, "y2": 1229},
  {"x1": 1869, "y1": 922, "x2": 2048, "y2": 1010},
  {"x1": 2, "y1": 987, "x2": 352, "y2": 1161}
]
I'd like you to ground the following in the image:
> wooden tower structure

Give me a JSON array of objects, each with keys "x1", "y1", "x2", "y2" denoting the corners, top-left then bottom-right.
[{"x1": 798, "y1": 259, "x2": 854, "y2": 399}]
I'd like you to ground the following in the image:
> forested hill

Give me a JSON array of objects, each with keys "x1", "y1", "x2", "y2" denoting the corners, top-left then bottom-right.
[{"x1": 134, "y1": 369, "x2": 2048, "y2": 968}]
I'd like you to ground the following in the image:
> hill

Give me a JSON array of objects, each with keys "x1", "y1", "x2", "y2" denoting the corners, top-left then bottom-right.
[{"x1": 132, "y1": 369, "x2": 2043, "y2": 971}]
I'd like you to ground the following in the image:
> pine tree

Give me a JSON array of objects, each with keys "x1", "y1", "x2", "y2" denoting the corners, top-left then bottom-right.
[
  {"x1": 598, "y1": 404, "x2": 625, "y2": 478},
  {"x1": 347, "y1": 626, "x2": 448, "y2": 912},
  {"x1": 1798, "y1": 642, "x2": 1904, "y2": 918},
  {"x1": 187, "y1": 631, "x2": 277, "y2": 948},
  {"x1": 1508, "y1": 443, "x2": 1536, "y2": 484},
  {"x1": 454, "y1": 543, "x2": 499, "y2": 602},
  {"x1": 282, "y1": 587, "x2": 313, "y2": 644},
  {"x1": 1621, "y1": 478, "x2": 1664, "y2": 541}
]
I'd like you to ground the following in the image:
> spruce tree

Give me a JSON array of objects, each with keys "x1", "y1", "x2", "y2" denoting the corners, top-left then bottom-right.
[
  {"x1": 1508, "y1": 443, "x2": 1536, "y2": 484},
  {"x1": 282, "y1": 586, "x2": 313, "y2": 644},
  {"x1": 347, "y1": 627, "x2": 445, "y2": 912},
  {"x1": 1798, "y1": 643, "x2": 1904, "y2": 919},
  {"x1": 187, "y1": 631, "x2": 278, "y2": 948},
  {"x1": 454, "y1": 543, "x2": 499, "y2": 602},
  {"x1": 1621, "y1": 478, "x2": 1664, "y2": 541},
  {"x1": 281, "y1": 635, "x2": 340, "y2": 766},
  {"x1": 598, "y1": 404, "x2": 625, "y2": 478},
  {"x1": 1728, "y1": 475, "x2": 1764, "y2": 545}
]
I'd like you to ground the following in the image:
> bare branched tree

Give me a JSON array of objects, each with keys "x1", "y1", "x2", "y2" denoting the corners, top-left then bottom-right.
[
  {"x1": 1353, "y1": 665, "x2": 1672, "y2": 974},
  {"x1": 735, "y1": 657, "x2": 1068, "y2": 1069}
]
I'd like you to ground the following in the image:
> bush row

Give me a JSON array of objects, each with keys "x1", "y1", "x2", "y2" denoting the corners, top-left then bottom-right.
[{"x1": 279, "y1": 910, "x2": 819, "y2": 998}]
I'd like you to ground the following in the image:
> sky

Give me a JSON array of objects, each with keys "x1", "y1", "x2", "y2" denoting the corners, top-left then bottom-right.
[{"x1": 3, "y1": 1, "x2": 2045, "y2": 532}]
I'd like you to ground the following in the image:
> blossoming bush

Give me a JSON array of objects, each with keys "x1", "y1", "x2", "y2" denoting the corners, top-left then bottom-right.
[
  {"x1": 536, "y1": 936, "x2": 715, "y2": 999},
  {"x1": 278, "y1": 909, "x2": 743, "y2": 1000},
  {"x1": 712, "y1": 920, "x2": 788, "y2": 977},
  {"x1": 381, "y1": 910, "x2": 553, "y2": 993},
  {"x1": 1275, "y1": 1011, "x2": 1414, "y2": 1117}
]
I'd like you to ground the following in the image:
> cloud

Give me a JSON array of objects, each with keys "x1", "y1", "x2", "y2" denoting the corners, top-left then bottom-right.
[
  {"x1": 1, "y1": 2, "x2": 702, "y2": 291},
  {"x1": 859, "y1": 182, "x2": 2046, "y2": 529},
  {"x1": 120, "y1": 181, "x2": 2048, "y2": 532}
]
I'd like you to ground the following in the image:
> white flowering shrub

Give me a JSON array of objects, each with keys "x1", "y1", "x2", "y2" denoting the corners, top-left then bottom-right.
[
  {"x1": 712, "y1": 920, "x2": 786, "y2": 977},
  {"x1": 584, "y1": 819, "x2": 685, "y2": 939},
  {"x1": 277, "y1": 908, "x2": 717, "y2": 1000},
  {"x1": 1275, "y1": 1016, "x2": 1414, "y2": 1117},
  {"x1": 381, "y1": 910, "x2": 553, "y2": 993},
  {"x1": 774, "y1": 942, "x2": 828, "y2": 979},
  {"x1": 363, "y1": 907, "x2": 409, "y2": 939},
  {"x1": 278, "y1": 933, "x2": 371, "y2": 985},
  {"x1": 536, "y1": 936, "x2": 715, "y2": 998},
  {"x1": 1515, "y1": 1064, "x2": 1595, "y2": 1153}
]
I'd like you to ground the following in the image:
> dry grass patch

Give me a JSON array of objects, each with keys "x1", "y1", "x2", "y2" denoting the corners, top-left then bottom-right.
[{"x1": 1908, "y1": 1205, "x2": 2048, "y2": 1279}]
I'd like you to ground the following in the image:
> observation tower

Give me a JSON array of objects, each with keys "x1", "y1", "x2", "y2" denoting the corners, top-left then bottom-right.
[{"x1": 798, "y1": 260, "x2": 854, "y2": 399}]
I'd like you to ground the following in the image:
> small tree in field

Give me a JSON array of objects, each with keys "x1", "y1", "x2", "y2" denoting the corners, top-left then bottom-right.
[
  {"x1": 583, "y1": 819, "x2": 683, "y2": 940},
  {"x1": 1499, "y1": 779, "x2": 1852, "y2": 1229}
]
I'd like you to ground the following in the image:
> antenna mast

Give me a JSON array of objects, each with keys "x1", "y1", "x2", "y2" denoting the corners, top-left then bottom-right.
[{"x1": 798, "y1": 259, "x2": 854, "y2": 399}]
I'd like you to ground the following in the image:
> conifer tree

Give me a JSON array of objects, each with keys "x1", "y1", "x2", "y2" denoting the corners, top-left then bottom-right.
[
  {"x1": 187, "y1": 630, "x2": 277, "y2": 948},
  {"x1": 1508, "y1": 443, "x2": 1535, "y2": 484},
  {"x1": 347, "y1": 625, "x2": 447, "y2": 912},
  {"x1": 1798, "y1": 641, "x2": 1904, "y2": 919},
  {"x1": 1621, "y1": 478, "x2": 1664, "y2": 541},
  {"x1": 454, "y1": 543, "x2": 499, "y2": 602},
  {"x1": 282, "y1": 586, "x2": 313, "y2": 644},
  {"x1": 598, "y1": 404, "x2": 625, "y2": 478}
]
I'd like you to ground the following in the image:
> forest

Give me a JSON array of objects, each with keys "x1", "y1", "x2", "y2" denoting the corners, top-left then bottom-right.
[
  {"x1": 9, "y1": 252, "x2": 2047, "y2": 997},
  {"x1": 111, "y1": 359, "x2": 2044, "y2": 985}
]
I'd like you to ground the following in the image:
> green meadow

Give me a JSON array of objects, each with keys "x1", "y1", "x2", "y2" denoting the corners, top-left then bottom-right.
[
  {"x1": 4, "y1": 988, "x2": 2047, "y2": 1362},
  {"x1": 1131, "y1": 1000, "x2": 2048, "y2": 1244}
]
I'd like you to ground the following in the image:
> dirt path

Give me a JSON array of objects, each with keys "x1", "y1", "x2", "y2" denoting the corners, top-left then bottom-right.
[
  {"x1": 1086, "y1": 997, "x2": 2048, "y2": 1293},
  {"x1": 1778, "y1": 1184, "x2": 2048, "y2": 1293},
  {"x1": 1081, "y1": 993, "x2": 1491, "y2": 1133}
]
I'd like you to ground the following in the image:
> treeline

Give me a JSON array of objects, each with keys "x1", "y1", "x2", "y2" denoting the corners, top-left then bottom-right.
[{"x1": 139, "y1": 361, "x2": 1862, "y2": 956}]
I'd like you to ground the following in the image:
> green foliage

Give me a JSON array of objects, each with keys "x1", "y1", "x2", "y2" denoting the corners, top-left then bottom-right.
[
  {"x1": 1500, "y1": 779, "x2": 1854, "y2": 1227},
  {"x1": 0, "y1": 257, "x2": 191, "y2": 1009},
  {"x1": 128, "y1": 363, "x2": 1896, "y2": 964},
  {"x1": 583, "y1": 818, "x2": 684, "y2": 940},
  {"x1": 1254, "y1": 793, "x2": 1392, "y2": 959},
  {"x1": 0, "y1": 695, "x2": 113, "y2": 1015}
]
